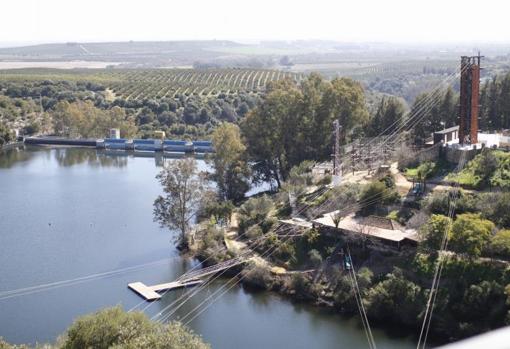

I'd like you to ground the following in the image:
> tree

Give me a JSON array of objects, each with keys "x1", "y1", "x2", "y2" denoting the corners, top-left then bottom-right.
[
  {"x1": 489, "y1": 230, "x2": 510, "y2": 258},
  {"x1": 62, "y1": 306, "x2": 209, "y2": 349},
  {"x1": 474, "y1": 148, "x2": 499, "y2": 187},
  {"x1": 0, "y1": 121, "x2": 14, "y2": 145},
  {"x1": 438, "y1": 87, "x2": 457, "y2": 127},
  {"x1": 154, "y1": 158, "x2": 206, "y2": 249},
  {"x1": 416, "y1": 161, "x2": 435, "y2": 190},
  {"x1": 52, "y1": 101, "x2": 136, "y2": 138},
  {"x1": 237, "y1": 195, "x2": 274, "y2": 234},
  {"x1": 365, "y1": 268, "x2": 423, "y2": 326},
  {"x1": 203, "y1": 200, "x2": 234, "y2": 226},
  {"x1": 211, "y1": 123, "x2": 250, "y2": 202},
  {"x1": 487, "y1": 193, "x2": 510, "y2": 228},
  {"x1": 358, "y1": 180, "x2": 399, "y2": 216},
  {"x1": 411, "y1": 88, "x2": 459, "y2": 145},
  {"x1": 241, "y1": 74, "x2": 368, "y2": 187},
  {"x1": 0, "y1": 306, "x2": 209, "y2": 349},
  {"x1": 367, "y1": 96, "x2": 406, "y2": 137},
  {"x1": 420, "y1": 214, "x2": 451, "y2": 252},
  {"x1": 332, "y1": 211, "x2": 343, "y2": 228},
  {"x1": 450, "y1": 213, "x2": 495, "y2": 258}
]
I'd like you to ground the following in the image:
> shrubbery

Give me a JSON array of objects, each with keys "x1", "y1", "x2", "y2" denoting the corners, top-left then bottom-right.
[
  {"x1": 0, "y1": 307, "x2": 209, "y2": 349},
  {"x1": 448, "y1": 149, "x2": 510, "y2": 190}
]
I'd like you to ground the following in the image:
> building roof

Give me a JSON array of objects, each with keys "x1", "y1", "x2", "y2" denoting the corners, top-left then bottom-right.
[
  {"x1": 312, "y1": 212, "x2": 419, "y2": 243},
  {"x1": 434, "y1": 125, "x2": 459, "y2": 135}
]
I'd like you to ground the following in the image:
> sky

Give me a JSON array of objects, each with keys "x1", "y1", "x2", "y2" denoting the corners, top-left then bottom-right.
[{"x1": 1, "y1": 0, "x2": 510, "y2": 45}]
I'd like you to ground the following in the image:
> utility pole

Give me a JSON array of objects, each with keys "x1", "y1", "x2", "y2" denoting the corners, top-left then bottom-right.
[{"x1": 332, "y1": 120, "x2": 342, "y2": 185}]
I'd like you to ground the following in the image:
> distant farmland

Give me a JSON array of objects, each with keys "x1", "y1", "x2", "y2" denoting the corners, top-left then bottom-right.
[
  {"x1": 0, "y1": 68, "x2": 305, "y2": 99},
  {"x1": 106, "y1": 69, "x2": 304, "y2": 99}
]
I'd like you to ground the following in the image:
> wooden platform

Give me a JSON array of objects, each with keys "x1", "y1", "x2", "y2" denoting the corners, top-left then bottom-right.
[{"x1": 128, "y1": 279, "x2": 203, "y2": 301}]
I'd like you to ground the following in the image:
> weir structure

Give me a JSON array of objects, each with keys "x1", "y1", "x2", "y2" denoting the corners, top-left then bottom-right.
[{"x1": 458, "y1": 54, "x2": 483, "y2": 145}]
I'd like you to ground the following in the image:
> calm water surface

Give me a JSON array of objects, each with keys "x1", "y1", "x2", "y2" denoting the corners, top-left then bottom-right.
[{"x1": 0, "y1": 147, "x2": 415, "y2": 349}]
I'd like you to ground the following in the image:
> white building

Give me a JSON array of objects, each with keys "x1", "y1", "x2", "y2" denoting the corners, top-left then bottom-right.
[{"x1": 109, "y1": 128, "x2": 120, "y2": 139}]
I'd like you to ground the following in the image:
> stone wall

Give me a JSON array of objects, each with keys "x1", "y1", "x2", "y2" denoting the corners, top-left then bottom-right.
[
  {"x1": 398, "y1": 143, "x2": 441, "y2": 169},
  {"x1": 441, "y1": 144, "x2": 481, "y2": 164}
]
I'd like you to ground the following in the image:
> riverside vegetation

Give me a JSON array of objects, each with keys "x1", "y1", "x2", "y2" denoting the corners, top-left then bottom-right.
[
  {"x1": 151, "y1": 72, "x2": 510, "y2": 345},
  {"x1": 0, "y1": 306, "x2": 209, "y2": 349},
  {"x1": 3, "y1": 66, "x2": 510, "y2": 345}
]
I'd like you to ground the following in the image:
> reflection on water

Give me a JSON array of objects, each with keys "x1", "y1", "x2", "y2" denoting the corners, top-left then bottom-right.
[
  {"x1": 0, "y1": 145, "x2": 207, "y2": 169},
  {"x1": 0, "y1": 147, "x2": 33, "y2": 168},
  {"x1": 54, "y1": 148, "x2": 129, "y2": 168}
]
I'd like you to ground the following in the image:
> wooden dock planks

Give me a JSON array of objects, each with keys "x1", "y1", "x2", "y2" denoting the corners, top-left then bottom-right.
[
  {"x1": 128, "y1": 282, "x2": 162, "y2": 301},
  {"x1": 128, "y1": 279, "x2": 204, "y2": 301}
]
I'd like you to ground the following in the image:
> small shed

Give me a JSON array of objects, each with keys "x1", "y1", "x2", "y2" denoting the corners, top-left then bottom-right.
[{"x1": 434, "y1": 126, "x2": 459, "y2": 144}]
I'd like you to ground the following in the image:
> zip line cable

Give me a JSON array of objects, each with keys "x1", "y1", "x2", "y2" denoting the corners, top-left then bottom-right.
[
  {"x1": 173, "y1": 187, "x2": 403, "y2": 328},
  {"x1": 347, "y1": 246, "x2": 377, "y2": 349},
  {"x1": 154, "y1": 183, "x2": 404, "y2": 323},
  {"x1": 165, "y1": 72, "x2": 467, "y2": 335},
  {"x1": 133, "y1": 186, "x2": 332, "y2": 315},
  {"x1": 0, "y1": 257, "x2": 177, "y2": 301},
  {"x1": 152, "y1": 90, "x2": 450, "y2": 324},
  {"x1": 417, "y1": 150, "x2": 468, "y2": 349}
]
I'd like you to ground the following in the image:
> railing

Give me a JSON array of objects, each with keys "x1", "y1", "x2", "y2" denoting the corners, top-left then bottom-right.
[{"x1": 177, "y1": 257, "x2": 245, "y2": 282}]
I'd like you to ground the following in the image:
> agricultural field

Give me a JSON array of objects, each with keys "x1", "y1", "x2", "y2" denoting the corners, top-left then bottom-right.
[
  {"x1": 105, "y1": 69, "x2": 305, "y2": 99},
  {"x1": 0, "y1": 68, "x2": 305, "y2": 100}
]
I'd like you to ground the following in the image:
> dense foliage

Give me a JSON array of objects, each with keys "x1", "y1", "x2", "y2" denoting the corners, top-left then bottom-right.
[
  {"x1": 154, "y1": 158, "x2": 207, "y2": 248},
  {"x1": 480, "y1": 72, "x2": 510, "y2": 130},
  {"x1": 210, "y1": 123, "x2": 250, "y2": 202},
  {"x1": 448, "y1": 149, "x2": 510, "y2": 189},
  {"x1": 0, "y1": 306, "x2": 209, "y2": 349},
  {"x1": 241, "y1": 73, "x2": 368, "y2": 186},
  {"x1": 0, "y1": 77, "x2": 262, "y2": 139}
]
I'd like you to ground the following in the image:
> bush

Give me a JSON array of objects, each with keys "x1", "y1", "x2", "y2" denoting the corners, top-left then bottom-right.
[
  {"x1": 0, "y1": 306, "x2": 210, "y2": 349},
  {"x1": 448, "y1": 149, "x2": 510, "y2": 189},
  {"x1": 489, "y1": 230, "x2": 510, "y2": 258},
  {"x1": 242, "y1": 264, "x2": 274, "y2": 290},
  {"x1": 308, "y1": 249, "x2": 323, "y2": 267},
  {"x1": 316, "y1": 174, "x2": 332, "y2": 186},
  {"x1": 359, "y1": 180, "x2": 399, "y2": 216},
  {"x1": 238, "y1": 195, "x2": 274, "y2": 234},
  {"x1": 424, "y1": 190, "x2": 478, "y2": 217},
  {"x1": 287, "y1": 273, "x2": 319, "y2": 300},
  {"x1": 62, "y1": 306, "x2": 209, "y2": 349},
  {"x1": 420, "y1": 214, "x2": 451, "y2": 252},
  {"x1": 450, "y1": 213, "x2": 495, "y2": 258},
  {"x1": 365, "y1": 268, "x2": 423, "y2": 327},
  {"x1": 485, "y1": 193, "x2": 510, "y2": 229},
  {"x1": 246, "y1": 225, "x2": 263, "y2": 240},
  {"x1": 0, "y1": 338, "x2": 29, "y2": 348}
]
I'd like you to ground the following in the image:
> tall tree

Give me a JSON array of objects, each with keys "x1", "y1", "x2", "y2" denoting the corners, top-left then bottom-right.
[
  {"x1": 153, "y1": 158, "x2": 205, "y2": 249},
  {"x1": 211, "y1": 123, "x2": 250, "y2": 202},
  {"x1": 411, "y1": 88, "x2": 459, "y2": 145},
  {"x1": 367, "y1": 96, "x2": 406, "y2": 137},
  {"x1": 241, "y1": 74, "x2": 367, "y2": 187}
]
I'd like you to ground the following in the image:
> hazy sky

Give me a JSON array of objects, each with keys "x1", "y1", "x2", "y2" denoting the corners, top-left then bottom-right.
[{"x1": 2, "y1": 0, "x2": 510, "y2": 45}]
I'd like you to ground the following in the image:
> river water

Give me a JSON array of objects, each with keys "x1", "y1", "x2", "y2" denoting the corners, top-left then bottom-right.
[{"x1": 0, "y1": 147, "x2": 415, "y2": 349}]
